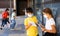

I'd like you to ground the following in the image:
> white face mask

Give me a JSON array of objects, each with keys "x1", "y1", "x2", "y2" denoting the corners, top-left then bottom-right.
[
  {"x1": 43, "y1": 15, "x2": 47, "y2": 18},
  {"x1": 28, "y1": 14, "x2": 33, "y2": 17}
]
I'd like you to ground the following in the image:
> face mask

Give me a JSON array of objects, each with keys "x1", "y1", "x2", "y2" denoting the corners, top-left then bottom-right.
[
  {"x1": 43, "y1": 15, "x2": 47, "y2": 18},
  {"x1": 28, "y1": 14, "x2": 33, "y2": 17}
]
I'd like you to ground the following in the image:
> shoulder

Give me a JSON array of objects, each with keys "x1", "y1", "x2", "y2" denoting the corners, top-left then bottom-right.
[
  {"x1": 50, "y1": 18, "x2": 55, "y2": 25},
  {"x1": 32, "y1": 16, "x2": 37, "y2": 18},
  {"x1": 33, "y1": 16, "x2": 36, "y2": 17},
  {"x1": 50, "y1": 18, "x2": 55, "y2": 22},
  {"x1": 24, "y1": 18, "x2": 28, "y2": 21},
  {"x1": 24, "y1": 18, "x2": 28, "y2": 24}
]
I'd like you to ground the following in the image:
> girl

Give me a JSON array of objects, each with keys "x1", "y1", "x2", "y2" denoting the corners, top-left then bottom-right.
[{"x1": 40, "y1": 8, "x2": 57, "y2": 36}]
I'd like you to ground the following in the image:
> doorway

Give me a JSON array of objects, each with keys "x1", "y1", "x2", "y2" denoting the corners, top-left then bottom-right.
[{"x1": 16, "y1": 0, "x2": 27, "y2": 16}]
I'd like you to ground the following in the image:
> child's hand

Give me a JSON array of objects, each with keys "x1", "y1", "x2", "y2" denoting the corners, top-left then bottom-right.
[
  {"x1": 29, "y1": 22, "x2": 36, "y2": 26},
  {"x1": 29, "y1": 23, "x2": 32, "y2": 26},
  {"x1": 25, "y1": 24, "x2": 32, "y2": 30},
  {"x1": 41, "y1": 27, "x2": 47, "y2": 33},
  {"x1": 41, "y1": 27, "x2": 45, "y2": 31},
  {"x1": 40, "y1": 24, "x2": 45, "y2": 28}
]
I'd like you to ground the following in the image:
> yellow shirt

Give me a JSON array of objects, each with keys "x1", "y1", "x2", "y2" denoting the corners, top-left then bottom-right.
[{"x1": 24, "y1": 16, "x2": 38, "y2": 36}]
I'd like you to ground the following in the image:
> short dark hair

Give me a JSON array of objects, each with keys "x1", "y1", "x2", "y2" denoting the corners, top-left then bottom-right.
[
  {"x1": 5, "y1": 8, "x2": 9, "y2": 11},
  {"x1": 13, "y1": 10, "x2": 16, "y2": 12},
  {"x1": 26, "y1": 7, "x2": 33, "y2": 13}
]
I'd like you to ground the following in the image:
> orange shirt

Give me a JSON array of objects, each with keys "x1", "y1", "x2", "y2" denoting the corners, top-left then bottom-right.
[{"x1": 2, "y1": 11, "x2": 9, "y2": 19}]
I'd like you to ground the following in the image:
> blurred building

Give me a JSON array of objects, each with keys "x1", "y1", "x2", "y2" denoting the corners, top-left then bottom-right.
[
  {"x1": 16, "y1": 0, "x2": 34, "y2": 16},
  {"x1": 0, "y1": 0, "x2": 60, "y2": 36},
  {"x1": 0, "y1": 0, "x2": 35, "y2": 15},
  {"x1": 0, "y1": 0, "x2": 13, "y2": 8},
  {"x1": 0, "y1": 0, "x2": 60, "y2": 16}
]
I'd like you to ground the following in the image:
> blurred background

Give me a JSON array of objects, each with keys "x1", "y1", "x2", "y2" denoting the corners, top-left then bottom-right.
[{"x1": 0, "y1": 0, "x2": 60, "y2": 36}]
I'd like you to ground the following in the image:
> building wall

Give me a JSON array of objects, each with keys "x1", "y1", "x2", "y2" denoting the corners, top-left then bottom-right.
[{"x1": 0, "y1": 0, "x2": 13, "y2": 8}]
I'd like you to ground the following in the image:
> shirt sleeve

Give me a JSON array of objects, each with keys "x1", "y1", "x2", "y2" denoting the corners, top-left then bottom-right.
[
  {"x1": 50, "y1": 18, "x2": 55, "y2": 25},
  {"x1": 24, "y1": 18, "x2": 28, "y2": 26},
  {"x1": 12, "y1": 13, "x2": 16, "y2": 17}
]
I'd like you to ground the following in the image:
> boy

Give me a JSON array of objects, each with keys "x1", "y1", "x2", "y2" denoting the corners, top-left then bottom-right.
[
  {"x1": 24, "y1": 7, "x2": 39, "y2": 36},
  {"x1": 1, "y1": 8, "x2": 10, "y2": 30},
  {"x1": 10, "y1": 10, "x2": 16, "y2": 30}
]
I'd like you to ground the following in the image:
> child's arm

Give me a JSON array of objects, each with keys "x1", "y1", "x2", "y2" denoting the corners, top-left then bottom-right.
[
  {"x1": 25, "y1": 24, "x2": 32, "y2": 30},
  {"x1": 40, "y1": 24, "x2": 45, "y2": 28}
]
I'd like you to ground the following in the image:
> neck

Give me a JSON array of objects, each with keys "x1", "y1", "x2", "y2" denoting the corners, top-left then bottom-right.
[{"x1": 48, "y1": 15, "x2": 52, "y2": 19}]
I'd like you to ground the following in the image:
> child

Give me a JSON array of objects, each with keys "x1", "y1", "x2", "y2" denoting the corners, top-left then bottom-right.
[
  {"x1": 40, "y1": 8, "x2": 57, "y2": 36},
  {"x1": 10, "y1": 10, "x2": 16, "y2": 30},
  {"x1": 24, "y1": 7, "x2": 39, "y2": 36},
  {"x1": 0, "y1": 8, "x2": 10, "y2": 30}
]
